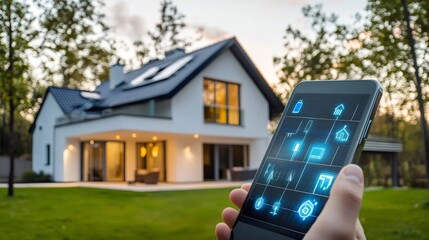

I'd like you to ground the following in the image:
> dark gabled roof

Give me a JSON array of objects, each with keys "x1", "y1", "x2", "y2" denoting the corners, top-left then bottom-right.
[
  {"x1": 30, "y1": 37, "x2": 284, "y2": 133},
  {"x1": 92, "y1": 37, "x2": 283, "y2": 116},
  {"x1": 49, "y1": 87, "x2": 93, "y2": 113},
  {"x1": 92, "y1": 39, "x2": 232, "y2": 108},
  {"x1": 29, "y1": 87, "x2": 97, "y2": 133}
]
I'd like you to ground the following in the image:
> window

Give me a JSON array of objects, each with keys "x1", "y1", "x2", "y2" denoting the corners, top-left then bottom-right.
[
  {"x1": 46, "y1": 144, "x2": 50, "y2": 165},
  {"x1": 204, "y1": 78, "x2": 240, "y2": 125}
]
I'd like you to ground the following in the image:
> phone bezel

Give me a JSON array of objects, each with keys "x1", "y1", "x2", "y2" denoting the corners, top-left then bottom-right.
[{"x1": 231, "y1": 80, "x2": 383, "y2": 240}]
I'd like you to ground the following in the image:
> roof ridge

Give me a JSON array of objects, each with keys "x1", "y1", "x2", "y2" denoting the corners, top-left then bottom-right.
[
  {"x1": 49, "y1": 86, "x2": 96, "y2": 93},
  {"x1": 124, "y1": 37, "x2": 236, "y2": 76},
  {"x1": 187, "y1": 36, "x2": 235, "y2": 55}
]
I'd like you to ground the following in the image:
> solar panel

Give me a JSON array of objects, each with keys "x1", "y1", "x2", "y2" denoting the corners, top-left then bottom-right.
[
  {"x1": 152, "y1": 55, "x2": 194, "y2": 81},
  {"x1": 80, "y1": 91, "x2": 101, "y2": 100},
  {"x1": 129, "y1": 66, "x2": 160, "y2": 86}
]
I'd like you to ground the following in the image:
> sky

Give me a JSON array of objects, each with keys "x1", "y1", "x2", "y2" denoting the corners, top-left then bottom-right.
[{"x1": 103, "y1": 0, "x2": 367, "y2": 85}]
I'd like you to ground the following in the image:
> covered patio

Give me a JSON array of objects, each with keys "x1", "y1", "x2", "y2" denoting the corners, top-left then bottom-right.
[{"x1": 362, "y1": 135, "x2": 404, "y2": 187}]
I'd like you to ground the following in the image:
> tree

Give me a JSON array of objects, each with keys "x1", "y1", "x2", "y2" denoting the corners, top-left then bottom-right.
[
  {"x1": 273, "y1": 4, "x2": 362, "y2": 101},
  {"x1": 148, "y1": 0, "x2": 191, "y2": 58},
  {"x1": 37, "y1": 0, "x2": 114, "y2": 88},
  {"x1": 401, "y1": 0, "x2": 429, "y2": 187},
  {"x1": 0, "y1": 0, "x2": 36, "y2": 196},
  {"x1": 361, "y1": 0, "x2": 429, "y2": 186}
]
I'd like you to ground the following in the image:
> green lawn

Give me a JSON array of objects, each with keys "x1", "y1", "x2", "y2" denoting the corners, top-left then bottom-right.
[{"x1": 0, "y1": 187, "x2": 428, "y2": 240}]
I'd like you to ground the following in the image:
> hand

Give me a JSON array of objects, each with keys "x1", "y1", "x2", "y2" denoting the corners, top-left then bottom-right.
[{"x1": 215, "y1": 164, "x2": 366, "y2": 240}]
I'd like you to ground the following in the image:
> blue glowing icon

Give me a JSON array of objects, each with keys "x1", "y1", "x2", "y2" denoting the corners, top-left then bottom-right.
[
  {"x1": 292, "y1": 142, "x2": 301, "y2": 153},
  {"x1": 304, "y1": 120, "x2": 313, "y2": 133},
  {"x1": 333, "y1": 104, "x2": 345, "y2": 116},
  {"x1": 292, "y1": 100, "x2": 303, "y2": 114},
  {"x1": 298, "y1": 200, "x2": 317, "y2": 220},
  {"x1": 309, "y1": 147, "x2": 325, "y2": 160},
  {"x1": 335, "y1": 125, "x2": 350, "y2": 142},
  {"x1": 270, "y1": 201, "x2": 281, "y2": 216},
  {"x1": 255, "y1": 197, "x2": 264, "y2": 210},
  {"x1": 287, "y1": 170, "x2": 295, "y2": 182},
  {"x1": 313, "y1": 174, "x2": 334, "y2": 194},
  {"x1": 264, "y1": 164, "x2": 274, "y2": 179}
]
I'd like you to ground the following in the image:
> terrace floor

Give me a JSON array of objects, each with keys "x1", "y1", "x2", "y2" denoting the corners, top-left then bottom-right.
[{"x1": 0, "y1": 180, "x2": 250, "y2": 192}]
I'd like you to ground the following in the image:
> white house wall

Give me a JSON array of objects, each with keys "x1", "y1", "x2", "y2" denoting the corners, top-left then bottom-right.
[
  {"x1": 171, "y1": 49, "x2": 270, "y2": 139},
  {"x1": 32, "y1": 93, "x2": 64, "y2": 176},
  {"x1": 63, "y1": 139, "x2": 79, "y2": 181},
  {"x1": 125, "y1": 140, "x2": 136, "y2": 181}
]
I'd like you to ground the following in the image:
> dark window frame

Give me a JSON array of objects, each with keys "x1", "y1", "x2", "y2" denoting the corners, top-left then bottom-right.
[
  {"x1": 203, "y1": 77, "x2": 241, "y2": 125},
  {"x1": 46, "y1": 144, "x2": 50, "y2": 166}
]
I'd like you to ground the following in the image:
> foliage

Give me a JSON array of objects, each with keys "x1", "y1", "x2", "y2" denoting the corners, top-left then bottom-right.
[
  {"x1": 0, "y1": 113, "x2": 32, "y2": 156},
  {"x1": 360, "y1": 0, "x2": 429, "y2": 186},
  {"x1": 275, "y1": 3, "x2": 429, "y2": 187},
  {"x1": 148, "y1": 0, "x2": 192, "y2": 58},
  {"x1": 0, "y1": 0, "x2": 39, "y2": 196},
  {"x1": 273, "y1": 4, "x2": 362, "y2": 101},
  {"x1": 128, "y1": 0, "x2": 194, "y2": 67},
  {"x1": 361, "y1": 0, "x2": 429, "y2": 120},
  {"x1": 36, "y1": 0, "x2": 114, "y2": 88},
  {"x1": 368, "y1": 113, "x2": 426, "y2": 187},
  {"x1": 0, "y1": 0, "x2": 39, "y2": 157},
  {"x1": 21, "y1": 170, "x2": 52, "y2": 182}
]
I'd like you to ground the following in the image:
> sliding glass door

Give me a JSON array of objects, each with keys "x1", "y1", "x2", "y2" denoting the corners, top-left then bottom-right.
[
  {"x1": 203, "y1": 144, "x2": 249, "y2": 181},
  {"x1": 82, "y1": 141, "x2": 125, "y2": 181}
]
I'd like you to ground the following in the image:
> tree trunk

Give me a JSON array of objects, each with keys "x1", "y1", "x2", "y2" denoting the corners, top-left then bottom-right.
[
  {"x1": 401, "y1": 0, "x2": 429, "y2": 188},
  {"x1": 6, "y1": 0, "x2": 15, "y2": 197},
  {"x1": 0, "y1": 112, "x2": 5, "y2": 155}
]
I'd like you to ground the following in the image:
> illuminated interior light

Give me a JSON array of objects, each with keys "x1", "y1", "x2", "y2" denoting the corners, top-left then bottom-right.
[
  {"x1": 193, "y1": 134, "x2": 199, "y2": 139},
  {"x1": 140, "y1": 146, "x2": 147, "y2": 158},
  {"x1": 152, "y1": 145, "x2": 159, "y2": 158},
  {"x1": 152, "y1": 136, "x2": 158, "y2": 141},
  {"x1": 116, "y1": 135, "x2": 121, "y2": 140},
  {"x1": 132, "y1": 133, "x2": 137, "y2": 138},
  {"x1": 90, "y1": 140, "x2": 94, "y2": 145}
]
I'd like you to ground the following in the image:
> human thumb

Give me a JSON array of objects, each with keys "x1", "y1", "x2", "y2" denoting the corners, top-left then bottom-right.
[{"x1": 304, "y1": 164, "x2": 364, "y2": 240}]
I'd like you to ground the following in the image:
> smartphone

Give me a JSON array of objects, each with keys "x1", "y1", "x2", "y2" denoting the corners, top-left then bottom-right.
[{"x1": 231, "y1": 80, "x2": 383, "y2": 240}]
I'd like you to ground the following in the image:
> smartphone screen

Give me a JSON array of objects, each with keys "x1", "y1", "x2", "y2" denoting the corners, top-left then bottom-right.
[{"x1": 232, "y1": 80, "x2": 382, "y2": 240}]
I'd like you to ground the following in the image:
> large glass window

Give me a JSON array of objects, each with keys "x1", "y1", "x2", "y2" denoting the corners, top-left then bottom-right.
[
  {"x1": 82, "y1": 141, "x2": 125, "y2": 181},
  {"x1": 203, "y1": 78, "x2": 240, "y2": 125}
]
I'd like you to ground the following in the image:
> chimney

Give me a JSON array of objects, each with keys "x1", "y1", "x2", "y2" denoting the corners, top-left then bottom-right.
[
  {"x1": 165, "y1": 48, "x2": 186, "y2": 58},
  {"x1": 109, "y1": 60, "x2": 125, "y2": 89}
]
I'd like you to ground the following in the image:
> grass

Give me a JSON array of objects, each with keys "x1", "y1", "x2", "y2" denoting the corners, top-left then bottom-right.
[
  {"x1": 0, "y1": 187, "x2": 428, "y2": 240},
  {"x1": 361, "y1": 188, "x2": 429, "y2": 240}
]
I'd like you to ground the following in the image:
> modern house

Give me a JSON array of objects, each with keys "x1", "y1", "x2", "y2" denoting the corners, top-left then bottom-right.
[{"x1": 30, "y1": 37, "x2": 284, "y2": 182}]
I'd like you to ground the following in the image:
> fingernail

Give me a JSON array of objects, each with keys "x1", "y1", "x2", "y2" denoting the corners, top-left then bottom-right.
[{"x1": 343, "y1": 165, "x2": 363, "y2": 184}]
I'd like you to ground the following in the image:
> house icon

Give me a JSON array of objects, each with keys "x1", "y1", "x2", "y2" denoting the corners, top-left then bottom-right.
[
  {"x1": 333, "y1": 104, "x2": 345, "y2": 116},
  {"x1": 335, "y1": 125, "x2": 350, "y2": 142}
]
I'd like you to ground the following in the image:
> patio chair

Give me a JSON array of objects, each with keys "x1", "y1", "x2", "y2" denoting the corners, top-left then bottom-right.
[
  {"x1": 230, "y1": 167, "x2": 257, "y2": 181},
  {"x1": 135, "y1": 169, "x2": 160, "y2": 184}
]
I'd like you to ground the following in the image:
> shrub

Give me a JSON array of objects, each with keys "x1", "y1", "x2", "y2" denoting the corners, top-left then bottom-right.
[{"x1": 21, "y1": 170, "x2": 52, "y2": 183}]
